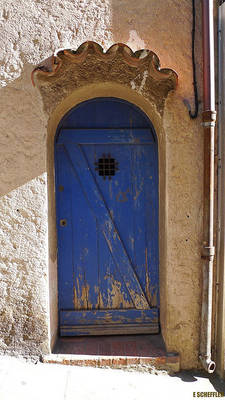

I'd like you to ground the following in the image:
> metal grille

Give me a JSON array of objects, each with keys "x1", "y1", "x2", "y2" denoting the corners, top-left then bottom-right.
[{"x1": 95, "y1": 154, "x2": 118, "y2": 180}]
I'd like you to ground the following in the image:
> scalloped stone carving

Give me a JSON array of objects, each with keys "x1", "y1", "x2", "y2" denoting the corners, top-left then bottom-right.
[{"x1": 32, "y1": 41, "x2": 178, "y2": 115}]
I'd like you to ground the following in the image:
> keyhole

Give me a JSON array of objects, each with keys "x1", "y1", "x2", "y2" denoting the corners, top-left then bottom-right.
[{"x1": 60, "y1": 219, "x2": 67, "y2": 227}]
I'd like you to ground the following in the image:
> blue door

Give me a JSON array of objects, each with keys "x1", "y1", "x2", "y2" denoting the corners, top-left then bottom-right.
[{"x1": 55, "y1": 98, "x2": 159, "y2": 336}]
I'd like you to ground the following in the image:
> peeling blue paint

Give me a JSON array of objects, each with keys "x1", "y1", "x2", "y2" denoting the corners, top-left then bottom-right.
[{"x1": 55, "y1": 98, "x2": 159, "y2": 336}]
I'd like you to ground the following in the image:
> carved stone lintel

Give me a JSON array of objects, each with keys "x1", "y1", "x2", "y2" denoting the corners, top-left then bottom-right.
[{"x1": 32, "y1": 41, "x2": 178, "y2": 115}]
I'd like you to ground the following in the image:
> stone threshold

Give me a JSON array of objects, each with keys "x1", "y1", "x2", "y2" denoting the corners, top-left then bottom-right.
[
  {"x1": 42, "y1": 352, "x2": 180, "y2": 372},
  {"x1": 42, "y1": 334, "x2": 180, "y2": 372}
]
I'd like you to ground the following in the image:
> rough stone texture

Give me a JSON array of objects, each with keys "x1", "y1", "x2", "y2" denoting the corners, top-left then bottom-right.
[
  {"x1": 0, "y1": 0, "x2": 113, "y2": 87},
  {"x1": 0, "y1": 0, "x2": 216, "y2": 368},
  {"x1": 0, "y1": 174, "x2": 49, "y2": 355}
]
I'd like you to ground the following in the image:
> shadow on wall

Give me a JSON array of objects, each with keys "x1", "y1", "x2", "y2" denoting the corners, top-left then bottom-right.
[
  {"x1": 0, "y1": 67, "x2": 49, "y2": 356},
  {"x1": 0, "y1": 64, "x2": 47, "y2": 198}
]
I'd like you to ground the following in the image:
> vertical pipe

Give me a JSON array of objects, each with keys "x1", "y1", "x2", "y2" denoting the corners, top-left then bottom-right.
[
  {"x1": 216, "y1": 3, "x2": 225, "y2": 380},
  {"x1": 200, "y1": 0, "x2": 216, "y2": 373},
  {"x1": 202, "y1": 0, "x2": 215, "y2": 110}
]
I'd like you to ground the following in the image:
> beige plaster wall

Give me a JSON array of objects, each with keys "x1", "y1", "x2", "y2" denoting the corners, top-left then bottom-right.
[{"x1": 0, "y1": 0, "x2": 209, "y2": 368}]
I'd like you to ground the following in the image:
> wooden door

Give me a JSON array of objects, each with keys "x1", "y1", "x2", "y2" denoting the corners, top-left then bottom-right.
[{"x1": 55, "y1": 99, "x2": 159, "y2": 336}]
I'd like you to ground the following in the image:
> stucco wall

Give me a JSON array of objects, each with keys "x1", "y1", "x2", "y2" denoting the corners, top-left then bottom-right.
[{"x1": 0, "y1": 0, "x2": 207, "y2": 368}]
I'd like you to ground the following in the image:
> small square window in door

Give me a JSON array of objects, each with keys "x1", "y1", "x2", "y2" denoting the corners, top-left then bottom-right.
[{"x1": 95, "y1": 153, "x2": 119, "y2": 180}]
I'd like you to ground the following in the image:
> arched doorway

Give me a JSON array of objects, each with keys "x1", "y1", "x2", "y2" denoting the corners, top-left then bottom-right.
[{"x1": 55, "y1": 97, "x2": 159, "y2": 336}]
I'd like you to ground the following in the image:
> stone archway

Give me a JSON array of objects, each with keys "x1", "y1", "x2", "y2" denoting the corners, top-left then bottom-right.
[{"x1": 32, "y1": 41, "x2": 177, "y2": 350}]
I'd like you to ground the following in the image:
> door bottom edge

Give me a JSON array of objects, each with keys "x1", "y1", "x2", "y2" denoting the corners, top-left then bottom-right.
[{"x1": 60, "y1": 323, "x2": 159, "y2": 336}]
